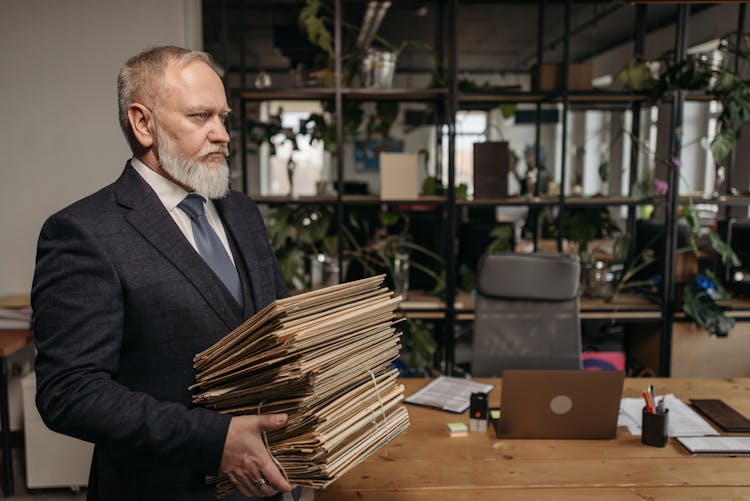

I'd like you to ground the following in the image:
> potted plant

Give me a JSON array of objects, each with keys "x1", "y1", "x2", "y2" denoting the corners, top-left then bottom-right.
[
  {"x1": 618, "y1": 36, "x2": 750, "y2": 163},
  {"x1": 612, "y1": 202, "x2": 740, "y2": 337}
]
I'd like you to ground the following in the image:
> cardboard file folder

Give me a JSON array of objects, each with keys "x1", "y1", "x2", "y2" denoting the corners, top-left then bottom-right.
[{"x1": 379, "y1": 152, "x2": 419, "y2": 200}]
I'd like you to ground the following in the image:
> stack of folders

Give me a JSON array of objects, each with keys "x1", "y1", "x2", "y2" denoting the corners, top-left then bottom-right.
[
  {"x1": 0, "y1": 295, "x2": 32, "y2": 329},
  {"x1": 191, "y1": 275, "x2": 410, "y2": 496}
]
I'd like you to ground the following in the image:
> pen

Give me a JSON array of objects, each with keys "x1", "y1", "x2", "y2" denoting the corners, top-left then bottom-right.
[
  {"x1": 642, "y1": 390, "x2": 654, "y2": 414},
  {"x1": 656, "y1": 398, "x2": 666, "y2": 415}
]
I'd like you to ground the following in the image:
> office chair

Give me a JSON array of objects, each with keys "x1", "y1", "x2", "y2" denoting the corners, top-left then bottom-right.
[{"x1": 471, "y1": 252, "x2": 582, "y2": 376}]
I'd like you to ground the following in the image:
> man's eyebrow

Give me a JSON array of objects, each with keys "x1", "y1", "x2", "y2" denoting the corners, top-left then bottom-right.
[{"x1": 184, "y1": 106, "x2": 232, "y2": 114}]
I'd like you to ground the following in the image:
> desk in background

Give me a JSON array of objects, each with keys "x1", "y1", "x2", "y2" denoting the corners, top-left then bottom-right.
[
  {"x1": 317, "y1": 378, "x2": 750, "y2": 500},
  {"x1": 0, "y1": 329, "x2": 33, "y2": 497}
]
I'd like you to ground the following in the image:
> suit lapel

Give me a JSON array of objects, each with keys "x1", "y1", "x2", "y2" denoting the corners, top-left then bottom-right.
[{"x1": 115, "y1": 164, "x2": 243, "y2": 331}]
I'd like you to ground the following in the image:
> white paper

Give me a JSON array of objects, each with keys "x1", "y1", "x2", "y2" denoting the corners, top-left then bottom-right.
[
  {"x1": 619, "y1": 393, "x2": 719, "y2": 437},
  {"x1": 404, "y1": 376, "x2": 494, "y2": 413}
]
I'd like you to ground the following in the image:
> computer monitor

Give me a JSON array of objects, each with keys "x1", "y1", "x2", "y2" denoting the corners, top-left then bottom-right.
[
  {"x1": 631, "y1": 219, "x2": 690, "y2": 281},
  {"x1": 717, "y1": 218, "x2": 750, "y2": 295}
]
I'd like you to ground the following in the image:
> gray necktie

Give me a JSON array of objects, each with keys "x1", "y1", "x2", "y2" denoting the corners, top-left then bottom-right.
[{"x1": 178, "y1": 194, "x2": 243, "y2": 306}]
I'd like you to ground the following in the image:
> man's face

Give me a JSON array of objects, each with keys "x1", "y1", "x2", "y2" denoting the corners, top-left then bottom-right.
[{"x1": 153, "y1": 60, "x2": 232, "y2": 198}]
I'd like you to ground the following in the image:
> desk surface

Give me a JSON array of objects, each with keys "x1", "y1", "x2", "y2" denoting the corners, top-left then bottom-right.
[
  {"x1": 316, "y1": 377, "x2": 750, "y2": 500},
  {"x1": 0, "y1": 330, "x2": 31, "y2": 357}
]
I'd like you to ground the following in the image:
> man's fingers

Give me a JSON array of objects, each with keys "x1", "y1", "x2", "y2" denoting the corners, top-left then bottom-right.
[
  {"x1": 256, "y1": 413, "x2": 288, "y2": 432},
  {"x1": 226, "y1": 471, "x2": 252, "y2": 497},
  {"x1": 259, "y1": 465, "x2": 292, "y2": 493}
]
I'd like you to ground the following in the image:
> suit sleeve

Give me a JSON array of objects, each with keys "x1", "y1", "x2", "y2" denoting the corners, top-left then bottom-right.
[{"x1": 31, "y1": 212, "x2": 231, "y2": 474}]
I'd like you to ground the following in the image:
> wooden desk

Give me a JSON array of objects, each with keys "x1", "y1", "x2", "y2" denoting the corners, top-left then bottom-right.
[
  {"x1": 0, "y1": 330, "x2": 32, "y2": 497},
  {"x1": 399, "y1": 291, "x2": 750, "y2": 321},
  {"x1": 317, "y1": 378, "x2": 750, "y2": 500}
]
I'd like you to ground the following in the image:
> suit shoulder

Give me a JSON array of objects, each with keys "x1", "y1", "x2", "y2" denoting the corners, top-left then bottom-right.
[{"x1": 43, "y1": 182, "x2": 120, "y2": 230}]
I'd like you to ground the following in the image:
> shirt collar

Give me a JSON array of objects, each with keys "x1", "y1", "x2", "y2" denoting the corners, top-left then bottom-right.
[{"x1": 131, "y1": 157, "x2": 190, "y2": 212}]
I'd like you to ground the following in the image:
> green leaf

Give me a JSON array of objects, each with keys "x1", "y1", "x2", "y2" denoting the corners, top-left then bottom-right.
[
  {"x1": 682, "y1": 283, "x2": 735, "y2": 337},
  {"x1": 421, "y1": 176, "x2": 442, "y2": 196},
  {"x1": 486, "y1": 225, "x2": 513, "y2": 253},
  {"x1": 681, "y1": 205, "x2": 701, "y2": 256},
  {"x1": 709, "y1": 231, "x2": 742, "y2": 267},
  {"x1": 375, "y1": 101, "x2": 400, "y2": 139},
  {"x1": 458, "y1": 263, "x2": 476, "y2": 293},
  {"x1": 705, "y1": 269, "x2": 731, "y2": 301},
  {"x1": 380, "y1": 212, "x2": 399, "y2": 227},
  {"x1": 498, "y1": 103, "x2": 517, "y2": 119},
  {"x1": 299, "y1": 0, "x2": 334, "y2": 59},
  {"x1": 712, "y1": 124, "x2": 737, "y2": 163}
]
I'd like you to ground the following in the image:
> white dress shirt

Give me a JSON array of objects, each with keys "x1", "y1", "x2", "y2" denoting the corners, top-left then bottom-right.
[{"x1": 131, "y1": 158, "x2": 236, "y2": 265}]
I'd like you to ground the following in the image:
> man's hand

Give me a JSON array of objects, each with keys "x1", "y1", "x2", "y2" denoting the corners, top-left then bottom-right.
[{"x1": 220, "y1": 414, "x2": 293, "y2": 497}]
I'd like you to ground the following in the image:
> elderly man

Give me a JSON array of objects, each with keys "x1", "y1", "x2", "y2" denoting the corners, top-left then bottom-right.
[{"x1": 32, "y1": 46, "x2": 292, "y2": 500}]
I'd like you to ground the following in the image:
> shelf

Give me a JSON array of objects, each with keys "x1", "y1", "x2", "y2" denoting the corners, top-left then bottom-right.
[
  {"x1": 400, "y1": 291, "x2": 750, "y2": 322},
  {"x1": 456, "y1": 90, "x2": 722, "y2": 111},
  {"x1": 252, "y1": 193, "x2": 750, "y2": 209},
  {"x1": 458, "y1": 90, "x2": 650, "y2": 106},
  {"x1": 679, "y1": 194, "x2": 750, "y2": 207},
  {"x1": 459, "y1": 195, "x2": 656, "y2": 207},
  {"x1": 400, "y1": 291, "x2": 664, "y2": 321},
  {"x1": 252, "y1": 194, "x2": 446, "y2": 206},
  {"x1": 238, "y1": 87, "x2": 448, "y2": 102}
]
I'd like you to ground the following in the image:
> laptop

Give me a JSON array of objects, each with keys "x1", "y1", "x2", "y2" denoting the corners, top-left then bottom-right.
[{"x1": 498, "y1": 370, "x2": 625, "y2": 439}]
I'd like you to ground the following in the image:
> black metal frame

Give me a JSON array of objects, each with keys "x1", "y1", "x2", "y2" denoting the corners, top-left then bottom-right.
[{"x1": 227, "y1": 1, "x2": 748, "y2": 378}]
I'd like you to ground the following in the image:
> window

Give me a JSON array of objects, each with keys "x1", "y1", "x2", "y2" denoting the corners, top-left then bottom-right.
[
  {"x1": 452, "y1": 111, "x2": 487, "y2": 197},
  {"x1": 261, "y1": 101, "x2": 325, "y2": 197}
]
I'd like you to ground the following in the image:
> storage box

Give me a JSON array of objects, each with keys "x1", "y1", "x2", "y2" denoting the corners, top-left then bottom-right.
[
  {"x1": 379, "y1": 152, "x2": 419, "y2": 200},
  {"x1": 22, "y1": 373, "x2": 93, "y2": 489},
  {"x1": 533, "y1": 63, "x2": 593, "y2": 91},
  {"x1": 473, "y1": 141, "x2": 510, "y2": 199}
]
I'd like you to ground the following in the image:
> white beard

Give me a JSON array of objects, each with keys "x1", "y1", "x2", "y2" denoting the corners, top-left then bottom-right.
[{"x1": 155, "y1": 125, "x2": 230, "y2": 199}]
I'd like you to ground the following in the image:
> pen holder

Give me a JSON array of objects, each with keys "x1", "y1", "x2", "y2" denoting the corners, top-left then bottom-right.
[{"x1": 641, "y1": 407, "x2": 669, "y2": 447}]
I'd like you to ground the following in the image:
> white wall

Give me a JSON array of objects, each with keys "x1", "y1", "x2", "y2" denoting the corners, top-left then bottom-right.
[{"x1": 0, "y1": 0, "x2": 202, "y2": 297}]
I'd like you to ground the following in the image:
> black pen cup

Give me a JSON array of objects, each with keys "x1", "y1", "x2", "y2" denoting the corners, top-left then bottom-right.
[{"x1": 641, "y1": 407, "x2": 669, "y2": 447}]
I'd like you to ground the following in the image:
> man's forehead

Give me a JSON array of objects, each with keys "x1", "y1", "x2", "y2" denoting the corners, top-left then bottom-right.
[{"x1": 161, "y1": 60, "x2": 228, "y2": 105}]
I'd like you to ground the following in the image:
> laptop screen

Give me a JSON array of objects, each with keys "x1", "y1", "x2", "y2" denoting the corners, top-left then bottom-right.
[{"x1": 499, "y1": 370, "x2": 625, "y2": 439}]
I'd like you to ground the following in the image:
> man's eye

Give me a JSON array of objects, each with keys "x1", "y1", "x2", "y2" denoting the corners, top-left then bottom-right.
[{"x1": 193, "y1": 113, "x2": 209, "y2": 121}]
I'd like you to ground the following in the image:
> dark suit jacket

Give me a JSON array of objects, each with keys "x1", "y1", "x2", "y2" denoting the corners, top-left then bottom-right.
[{"x1": 31, "y1": 162, "x2": 288, "y2": 500}]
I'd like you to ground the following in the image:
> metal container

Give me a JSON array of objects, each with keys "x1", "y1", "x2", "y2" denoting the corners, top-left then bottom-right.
[
  {"x1": 360, "y1": 49, "x2": 397, "y2": 88},
  {"x1": 582, "y1": 261, "x2": 623, "y2": 299}
]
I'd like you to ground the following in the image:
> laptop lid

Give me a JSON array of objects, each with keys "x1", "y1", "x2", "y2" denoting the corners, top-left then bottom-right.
[{"x1": 499, "y1": 370, "x2": 625, "y2": 439}]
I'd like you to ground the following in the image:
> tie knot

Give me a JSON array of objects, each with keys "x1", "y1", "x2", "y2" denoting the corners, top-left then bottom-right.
[{"x1": 178, "y1": 194, "x2": 207, "y2": 220}]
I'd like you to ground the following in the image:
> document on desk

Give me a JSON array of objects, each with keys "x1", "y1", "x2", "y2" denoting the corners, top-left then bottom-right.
[
  {"x1": 619, "y1": 393, "x2": 719, "y2": 437},
  {"x1": 404, "y1": 376, "x2": 494, "y2": 413}
]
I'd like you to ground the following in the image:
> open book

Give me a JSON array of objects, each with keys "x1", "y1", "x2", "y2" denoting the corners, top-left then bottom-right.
[{"x1": 191, "y1": 275, "x2": 410, "y2": 495}]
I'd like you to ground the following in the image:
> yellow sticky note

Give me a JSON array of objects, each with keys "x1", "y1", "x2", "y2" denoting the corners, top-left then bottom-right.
[{"x1": 446, "y1": 422, "x2": 468, "y2": 436}]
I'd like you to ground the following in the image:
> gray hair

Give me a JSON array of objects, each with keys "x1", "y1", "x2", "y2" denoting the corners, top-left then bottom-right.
[{"x1": 117, "y1": 46, "x2": 215, "y2": 153}]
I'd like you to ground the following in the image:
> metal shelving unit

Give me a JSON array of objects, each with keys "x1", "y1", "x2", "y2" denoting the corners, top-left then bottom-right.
[{"x1": 230, "y1": 1, "x2": 749, "y2": 377}]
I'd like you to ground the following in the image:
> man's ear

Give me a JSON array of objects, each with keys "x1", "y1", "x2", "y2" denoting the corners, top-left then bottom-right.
[{"x1": 128, "y1": 103, "x2": 155, "y2": 149}]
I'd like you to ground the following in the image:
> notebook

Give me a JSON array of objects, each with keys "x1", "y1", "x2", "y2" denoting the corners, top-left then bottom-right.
[
  {"x1": 498, "y1": 370, "x2": 625, "y2": 439},
  {"x1": 676, "y1": 436, "x2": 750, "y2": 456}
]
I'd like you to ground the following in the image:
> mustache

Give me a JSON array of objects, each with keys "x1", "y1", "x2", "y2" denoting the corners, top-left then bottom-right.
[{"x1": 201, "y1": 144, "x2": 229, "y2": 157}]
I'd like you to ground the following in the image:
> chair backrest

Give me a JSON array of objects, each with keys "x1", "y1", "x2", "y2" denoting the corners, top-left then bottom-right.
[{"x1": 471, "y1": 252, "x2": 582, "y2": 377}]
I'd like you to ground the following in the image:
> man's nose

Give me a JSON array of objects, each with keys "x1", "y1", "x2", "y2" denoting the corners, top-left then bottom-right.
[{"x1": 209, "y1": 117, "x2": 230, "y2": 143}]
